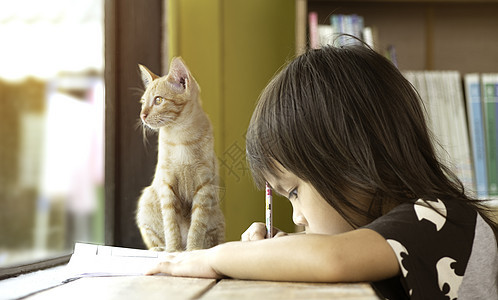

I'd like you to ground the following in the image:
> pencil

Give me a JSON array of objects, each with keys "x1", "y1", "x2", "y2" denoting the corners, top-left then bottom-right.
[{"x1": 265, "y1": 182, "x2": 273, "y2": 238}]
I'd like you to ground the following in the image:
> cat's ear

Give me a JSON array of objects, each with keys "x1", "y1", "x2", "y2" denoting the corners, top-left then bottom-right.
[
  {"x1": 167, "y1": 57, "x2": 190, "y2": 93},
  {"x1": 138, "y1": 64, "x2": 159, "y2": 88}
]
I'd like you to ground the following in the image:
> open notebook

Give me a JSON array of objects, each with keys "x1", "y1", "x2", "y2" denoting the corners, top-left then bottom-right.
[{"x1": 65, "y1": 243, "x2": 164, "y2": 282}]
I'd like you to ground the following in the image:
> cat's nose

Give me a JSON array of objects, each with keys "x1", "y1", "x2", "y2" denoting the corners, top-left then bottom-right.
[{"x1": 141, "y1": 113, "x2": 148, "y2": 120}]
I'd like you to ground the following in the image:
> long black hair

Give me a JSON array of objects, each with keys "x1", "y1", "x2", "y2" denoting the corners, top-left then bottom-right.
[{"x1": 246, "y1": 45, "x2": 498, "y2": 238}]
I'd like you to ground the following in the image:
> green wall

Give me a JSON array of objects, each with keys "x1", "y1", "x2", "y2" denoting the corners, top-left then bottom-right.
[{"x1": 168, "y1": 0, "x2": 296, "y2": 241}]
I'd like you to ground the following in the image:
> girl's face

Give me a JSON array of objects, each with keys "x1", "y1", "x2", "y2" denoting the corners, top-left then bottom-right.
[{"x1": 266, "y1": 164, "x2": 355, "y2": 235}]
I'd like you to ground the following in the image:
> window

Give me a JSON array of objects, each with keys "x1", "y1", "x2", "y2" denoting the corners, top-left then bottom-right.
[{"x1": 0, "y1": 0, "x2": 104, "y2": 270}]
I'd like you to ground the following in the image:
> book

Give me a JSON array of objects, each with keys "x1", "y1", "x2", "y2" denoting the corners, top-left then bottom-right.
[
  {"x1": 64, "y1": 243, "x2": 164, "y2": 282},
  {"x1": 330, "y1": 14, "x2": 343, "y2": 44},
  {"x1": 317, "y1": 25, "x2": 333, "y2": 47},
  {"x1": 445, "y1": 71, "x2": 474, "y2": 190},
  {"x1": 351, "y1": 14, "x2": 364, "y2": 41},
  {"x1": 309, "y1": 13, "x2": 368, "y2": 49},
  {"x1": 464, "y1": 74, "x2": 488, "y2": 198},
  {"x1": 404, "y1": 71, "x2": 474, "y2": 191},
  {"x1": 329, "y1": 14, "x2": 365, "y2": 46},
  {"x1": 362, "y1": 26, "x2": 374, "y2": 49},
  {"x1": 308, "y1": 12, "x2": 319, "y2": 49},
  {"x1": 482, "y1": 74, "x2": 498, "y2": 196}
]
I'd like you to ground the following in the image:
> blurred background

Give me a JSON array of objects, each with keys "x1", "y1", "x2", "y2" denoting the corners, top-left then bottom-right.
[{"x1": 0, "y1": 0, "x2": 104, "y2": 267}]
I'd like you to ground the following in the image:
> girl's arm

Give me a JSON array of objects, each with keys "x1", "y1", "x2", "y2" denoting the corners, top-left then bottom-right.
[{"x1": 147, "y1": 228, "x2": 400, "y2": 283}]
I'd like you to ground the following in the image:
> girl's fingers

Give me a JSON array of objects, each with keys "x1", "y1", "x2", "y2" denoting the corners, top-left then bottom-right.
[
  {"x1": 146, "y1": 261, "x2": 169, "y2": 275},
  {"x1": 274, "y1": 231, "x2": 288, "y2": 238},
  {"x1": 251, "y1": 230, "x2": 265, "y2": 240},
  {"x1": 146, "y1": 252, "x2": 180, "y2": 275},
  {"x1": 241, "y1": 222, "x2": 266, "y2": 241},
  {"x1": 146, "y1": 249, "x2": 221, "y2": 279},
  {"x1": 241, "y1": 222, "x2": 289, "y2": 241}
]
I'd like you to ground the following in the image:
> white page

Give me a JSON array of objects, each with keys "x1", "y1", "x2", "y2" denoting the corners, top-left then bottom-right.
[{"x1": 64, "y1": 243, "x2": 164, "y2": 282}]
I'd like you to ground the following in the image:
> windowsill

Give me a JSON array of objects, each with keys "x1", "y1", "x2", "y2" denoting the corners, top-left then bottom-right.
[{"x1": 0, "y1": 258, "x2": 70, "y2": 300}]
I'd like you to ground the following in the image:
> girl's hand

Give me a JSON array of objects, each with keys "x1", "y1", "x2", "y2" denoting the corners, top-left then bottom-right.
[
  {"x1": 241, "y1": 222, "x2": 288, "y2": 241},
  {"x1": 146, "y1": 248, "x2": 223, "y2": 279}
]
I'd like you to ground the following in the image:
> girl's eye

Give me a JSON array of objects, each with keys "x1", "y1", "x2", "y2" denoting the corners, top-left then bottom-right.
[
  {"x1": 154, "y1": 96, "x2": 164, "y2": 105},
  {"x1": 288, "y1": 188, "x2": 298, "y2": 200}
]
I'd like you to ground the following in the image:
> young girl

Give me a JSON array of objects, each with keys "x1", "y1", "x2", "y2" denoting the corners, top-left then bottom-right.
[{"x1": 147, "y1": 45, "x2": 498, "y2": 299}]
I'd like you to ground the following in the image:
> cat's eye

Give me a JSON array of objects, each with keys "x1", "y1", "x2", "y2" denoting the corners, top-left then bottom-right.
[{"x1": 154, "y1": 96, "x2": 164, "y2": 105}]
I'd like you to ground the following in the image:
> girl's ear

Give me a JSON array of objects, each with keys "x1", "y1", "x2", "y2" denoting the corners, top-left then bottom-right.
[
  {"x1": 167, "y1": 57, "x2": 190, "y2": 93},
  {"x1": 138, "y1": 64, "x2": 159, "y2": 89}
]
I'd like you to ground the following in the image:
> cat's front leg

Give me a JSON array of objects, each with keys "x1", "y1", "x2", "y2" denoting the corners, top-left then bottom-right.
[
  {"x1": 160, "y1": 184, "x2": 183, "y2": 252},
  {"x1": 136, "y1": 187, "x2": 165, "y2": 249},
  {"x1": 187, "y1": 183, "x2": 217, "y2": 251}
]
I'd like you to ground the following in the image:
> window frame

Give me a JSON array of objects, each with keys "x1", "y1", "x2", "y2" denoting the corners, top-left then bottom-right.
[{"x1": 104, "y1": 0, "x2": 163, "y2": 249}]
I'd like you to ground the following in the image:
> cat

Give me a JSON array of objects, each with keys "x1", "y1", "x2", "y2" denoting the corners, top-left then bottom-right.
[{"x1": 135, "y1": 57, "x2": 225, "y2": 252}]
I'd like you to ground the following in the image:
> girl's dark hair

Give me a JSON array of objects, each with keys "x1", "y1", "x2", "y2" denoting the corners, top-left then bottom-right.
[{"x1": 246, "y1": 44, "x2": 498, "y2": 237}]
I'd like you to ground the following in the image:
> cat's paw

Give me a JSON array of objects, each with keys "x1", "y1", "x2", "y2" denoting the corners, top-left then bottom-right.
[
  {"x1": 149, "y1": 246, "x2": 166, "y2": 252},
  {"x1": 186, "y1": 246, "x2": 203, "y2": 252},
  {"x1": 165, "y1": 246, "x2": 182, "y2": 252}
]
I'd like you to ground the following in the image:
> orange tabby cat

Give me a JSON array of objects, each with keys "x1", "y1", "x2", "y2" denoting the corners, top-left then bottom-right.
[{"x1": 136, "y1": 57, "x2": 225, "y2": 252}]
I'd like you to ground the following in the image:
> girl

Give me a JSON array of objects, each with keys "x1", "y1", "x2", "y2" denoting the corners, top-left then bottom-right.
[{"x1": 147, "y1": 45, "x2": 498, "y2": 299}]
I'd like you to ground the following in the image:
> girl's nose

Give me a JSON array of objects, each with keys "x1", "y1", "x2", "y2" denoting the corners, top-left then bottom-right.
[{"x1": 292, "y1": 209, "x2": 308, "y2": 227}]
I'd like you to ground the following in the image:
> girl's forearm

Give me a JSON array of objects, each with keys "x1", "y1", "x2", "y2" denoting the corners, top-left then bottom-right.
[
  {"x1": 209, "y1": 229, "x2": 399, "y2": 283},
  {"x1": 210, "y1": 234, "x2": 343, "y2": 282}
]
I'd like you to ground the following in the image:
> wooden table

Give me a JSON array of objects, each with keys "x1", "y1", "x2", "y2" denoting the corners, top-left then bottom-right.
[{"x1": 26, "y1": 276, "x2": 380, "y2": 300}]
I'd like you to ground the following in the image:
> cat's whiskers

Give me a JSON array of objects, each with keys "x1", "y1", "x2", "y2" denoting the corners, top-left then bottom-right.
[
  {"x1": 135, "y1": 118, "x2": 145, "y2": 131},
  {"x1": 141, "y1": 126, "x2": 152, "y2": 147},
  {"x1": 136, "y1": 118, "x2": 158, "y2": 147}
]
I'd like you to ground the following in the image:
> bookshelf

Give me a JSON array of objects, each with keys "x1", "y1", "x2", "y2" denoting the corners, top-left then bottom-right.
[
  {"x1": 297, "y1": 1, "x2": 498, "y2": 208},
  {"x1": 297, "y1": 0, "x2": 498, "y2": 74}
]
